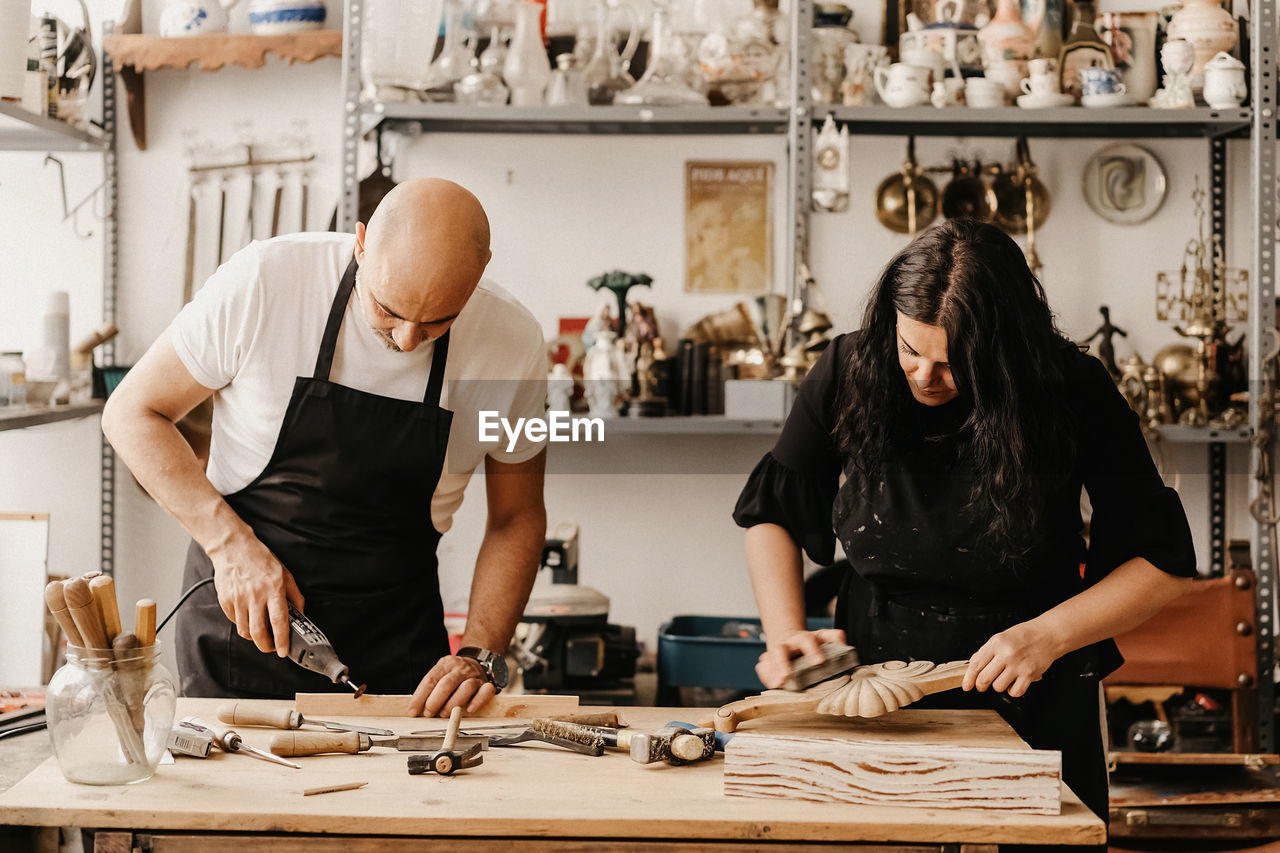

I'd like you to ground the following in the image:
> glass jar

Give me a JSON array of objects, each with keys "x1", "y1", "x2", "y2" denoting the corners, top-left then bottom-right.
[
  {"x1": 46, "y1": 643, "x2": 177, "y2": 785},
  {"x1": 0, "y1": 351, "x2": 26, "y2": 408}
]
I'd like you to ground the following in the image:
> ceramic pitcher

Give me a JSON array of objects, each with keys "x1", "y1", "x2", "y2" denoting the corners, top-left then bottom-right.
[
  {"x1": 1167, "y1": 0, "x2": 1238, "y2": 86},
  {"x1": 159, "y1": 0, "x2": 240, "y2": 36},
  {"x1": 874, "y1": 62, "x2": 932, "y2": 107}
]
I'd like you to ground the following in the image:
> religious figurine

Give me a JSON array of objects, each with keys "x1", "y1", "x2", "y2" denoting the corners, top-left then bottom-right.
[
  {"x1": 1080, "y1": 305, "x2": 1128, "y2": 380},
  {"x1": 583, "y1": 329, "x2": 625, "y2": 417},
  {"x1": 587, "y1": 270, "x2": 653, "y2": 338},
  {"x1": 547, "y1": 362, "x2": 574, "y2": 413},
  {"x1": 1149, "y1": 38, "x2": 1195, "y2": 108}
]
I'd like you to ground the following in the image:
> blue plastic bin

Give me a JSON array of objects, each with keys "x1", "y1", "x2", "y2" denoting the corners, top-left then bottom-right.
[{"x1": 656, "y1": 615, "x2": 833, "y2": 693}]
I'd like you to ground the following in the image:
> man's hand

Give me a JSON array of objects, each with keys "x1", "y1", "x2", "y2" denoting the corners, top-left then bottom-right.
[
  {"x1": 963, "y1": 619, "x2": 1064, "y2": 698},
  {"x1": 755, "y1": 627, "x2": 849, "y2": 689},
  {"x1": 208, "y1": 533, "x2": 304, "y2": 657},
  {"x1": 409, "y1": 655, "x2": 497, "y2": 717}
]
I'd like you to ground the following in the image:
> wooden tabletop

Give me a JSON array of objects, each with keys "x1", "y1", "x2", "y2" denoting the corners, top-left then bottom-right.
[{"x1": 0, "y1": 698, "x2": 1105, "y2": 845}]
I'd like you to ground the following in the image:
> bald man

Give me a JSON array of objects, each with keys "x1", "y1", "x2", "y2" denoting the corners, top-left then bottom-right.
[{"x1": 103, "y1": 179, "x2": 547, "y2": 716}]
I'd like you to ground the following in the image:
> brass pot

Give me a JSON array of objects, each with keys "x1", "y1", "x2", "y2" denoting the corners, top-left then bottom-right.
[
  {"x1": 940, "y1": 158, "x2": 997, "y2": 222},
  {"x1": 993, "y1": 138, "x2": 1051, "y2": 235},
  {"x1": 875, "y1": 136, "x2": 939, "y2": 236}
]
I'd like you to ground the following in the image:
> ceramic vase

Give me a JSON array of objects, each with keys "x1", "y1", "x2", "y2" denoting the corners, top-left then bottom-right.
[
  {"x1": 504, "y1": 0, "x2": 552, "y2": 106},
  {"x1": 1096, "y1": 11, "x2": 1157, "y2": 102},
  {"x1": 979, "y1": 0, "x2": 1035, "y2": 75},
  {"x1": 1167, "y1": 0, "x2": 1237, "y2": 87},
  {"x1": 247, "y1": 0, "x2": 325, "y2": 33},
  {"x1": 1021, "y1": 0, "x2": 1064, "y2": 61}
]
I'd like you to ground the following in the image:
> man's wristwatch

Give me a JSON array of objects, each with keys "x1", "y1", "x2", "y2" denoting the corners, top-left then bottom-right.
[{"x1": 456, "y1": 646, "x2": 508, "y2": 691}]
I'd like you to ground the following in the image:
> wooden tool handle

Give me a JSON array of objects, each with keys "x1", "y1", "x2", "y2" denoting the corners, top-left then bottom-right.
[
  {"x1": 441, "y1": 706, "x2": 463, "y2": 753},
  {"x1": 90, "y1": 575, "x2": 123, "y2": 641},
  {"x1": 112, "y1": 633, "x2": 146, "y2": 734},
  {"x1": 63, "y1": 578, "x2": 109, "y2": 649},
  {"x1": 135, "y1": 599, "x2": 156, "y2": 646},
  {"x1": 44, "y1": 580, "x2": 84, "y2": 648},
  {"x1": 269, "y1": 731, "x2": 367, "y2": 756},
  {"x1": 218, "y1": 702, "x2": 302, "y2": 730}
]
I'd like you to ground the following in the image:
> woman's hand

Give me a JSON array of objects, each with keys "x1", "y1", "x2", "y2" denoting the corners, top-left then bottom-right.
[
  {"x1": 755, "y1": 628, "x2": 849, "y2": 689},
  {"x1": 963, "y1": 619, "x2": 1064, "y2": 698}
]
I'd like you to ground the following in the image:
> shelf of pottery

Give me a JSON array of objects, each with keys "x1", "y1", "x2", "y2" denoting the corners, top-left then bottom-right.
[{"x1": 355, "y1": 0, "x2": 1248, "y2": 118}]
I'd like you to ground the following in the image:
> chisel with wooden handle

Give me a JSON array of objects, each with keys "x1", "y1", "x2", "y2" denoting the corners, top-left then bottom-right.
[
  {"x1": 270, "y1": 730, "x2": 488, "y2": 757},
  {"x1": 217, "y1": 702, "x2": 393, "y2": 736}
]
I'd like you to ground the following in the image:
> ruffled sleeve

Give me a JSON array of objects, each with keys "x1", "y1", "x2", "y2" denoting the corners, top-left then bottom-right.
[
  {"x1": 732, "y1": 336, "x2": 846, "y2": 565},
  {"x1": 1073, "y1": 352, "x2": 1198, "y2": 583}
]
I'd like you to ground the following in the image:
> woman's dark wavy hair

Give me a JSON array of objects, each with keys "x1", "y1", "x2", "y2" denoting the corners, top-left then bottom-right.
[{"x1": 833, "y1": 218, "x2": 1076, "y2": 560}]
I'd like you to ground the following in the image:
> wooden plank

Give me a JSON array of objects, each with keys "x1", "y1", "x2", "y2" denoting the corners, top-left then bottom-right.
[
  {"x1": 146, "y1": 836, "x2": 943, "y2": 853},
  {"x1": 0, "y1": 700, "x2": 1104, "y2": 845},
  {"x1": 294, "y1": 693, "x2": 579, "y2": 718},
  {"x1": 1109, "y1": 751, "x2": 1279, "y2": 767},
  {"x1": 101, "y1": 32, "x2": 342, "y2": 73},
  {"x1": 724, "y1": 733, "x2": 1062, "y2": 815}
]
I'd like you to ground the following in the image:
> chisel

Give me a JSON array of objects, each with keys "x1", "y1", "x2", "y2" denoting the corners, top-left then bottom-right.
[
  {"x1": 217, "y1": 701, "x2": 393, "y2": 737},
  {"x1": 269, "y1": 730, "x2": 489, "y2": 757}
]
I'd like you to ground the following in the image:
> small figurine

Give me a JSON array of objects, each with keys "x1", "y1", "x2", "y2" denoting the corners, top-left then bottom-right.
[
  {"x1": 547, "y1": 362, "x2": 574, "y2": 413},
  {"x1": 587, "y1": 270, "x2": 653, "y2": 338},
  {"x1": 1149, "y1": 38, "x2": 1195, "y2": 109},
  {"x1": 1080, "y1": 305, "x2": 1128, "y2": 380}
]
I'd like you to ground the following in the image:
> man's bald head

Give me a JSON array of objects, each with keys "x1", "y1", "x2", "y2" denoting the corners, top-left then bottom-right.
[{"x1": 353, "y1": 178, "x2": 493, "y2": 353}]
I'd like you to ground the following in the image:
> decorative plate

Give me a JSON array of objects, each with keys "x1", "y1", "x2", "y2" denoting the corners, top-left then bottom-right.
[{"x1": 1081, "y1": 142, "x2": 1168, "y2": 225}]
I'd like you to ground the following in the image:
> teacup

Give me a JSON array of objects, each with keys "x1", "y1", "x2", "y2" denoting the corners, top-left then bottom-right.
[
  {"x1": 1027, "y1": 57, "x2": 1057, "y2": 78},
  {"x1": 1079, "y1": 67, "x2": 1126, "y2": 97},
  {"x1": 874, "y1": 62, "x2": 933, "y2": 108},
  {"x1": 1020, "y1": 73, "x2": 1060, "y2": 97},
  {"x1": 900, "y1": 48, "x2": 948, "y2": 85},
  {"x1": 964, "y1": 76, "x2": 1004, "y2": 108}
]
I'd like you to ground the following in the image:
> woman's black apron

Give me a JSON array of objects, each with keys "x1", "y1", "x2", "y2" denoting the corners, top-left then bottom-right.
[
  {"x1": 832, "y1": 417, "x2": 1111, "y2": 825},
  {"x1": 177, "y1": 257, "x2": 454, "y2": 698}
]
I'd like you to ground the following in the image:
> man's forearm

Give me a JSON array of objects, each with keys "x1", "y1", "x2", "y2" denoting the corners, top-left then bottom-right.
[
  {"x1": 460, "y1": 508, "x2": 545, "y2": 652},
  {"x1": 102, "y1": 404, "x2": 250, "y2": 555}
]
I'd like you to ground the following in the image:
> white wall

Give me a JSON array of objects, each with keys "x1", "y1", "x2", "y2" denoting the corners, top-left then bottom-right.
[{"x1": 0, "y1": 1, "x2": 1257, "y2": 682}]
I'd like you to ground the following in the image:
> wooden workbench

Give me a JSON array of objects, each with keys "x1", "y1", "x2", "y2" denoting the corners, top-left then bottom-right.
[{"x1": 0, "y1": 698, "x2": 1105, "y2": 850}]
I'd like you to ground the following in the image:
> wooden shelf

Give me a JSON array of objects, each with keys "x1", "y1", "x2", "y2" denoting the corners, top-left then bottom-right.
[
  {"x1": 0, "y1": 402, "x2": 104, "y2": 433},
  {"x1": 1110, "y1": 751, "x2": 1279, "y2": 768},
  {"x1": 0, "y1": 101, "x2": 105, "y2": 152},
  {"x1": 1153, "y1": 424, "x2": 1252, "y2": 443},
  {"x1": 101, "y1": 31, "x2": 342, "y2": 149},
  {"x1": 103, "y1": 31, "x2": 341, "y2": 73}
]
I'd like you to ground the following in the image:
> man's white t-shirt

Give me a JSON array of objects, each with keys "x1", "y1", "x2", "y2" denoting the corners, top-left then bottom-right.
[{"x1": 168, "y1": 232, "x2": 547, "y2": 534}]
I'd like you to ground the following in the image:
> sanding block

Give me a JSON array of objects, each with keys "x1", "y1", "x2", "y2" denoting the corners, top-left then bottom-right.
[{"x1": 783, "y1": 642, "x2": 860, "y2": 691}]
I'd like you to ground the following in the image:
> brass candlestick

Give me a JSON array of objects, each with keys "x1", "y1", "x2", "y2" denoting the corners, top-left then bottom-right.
[{"x1": 1154, "y1": 178, "x2": 1248, "y2": 425}]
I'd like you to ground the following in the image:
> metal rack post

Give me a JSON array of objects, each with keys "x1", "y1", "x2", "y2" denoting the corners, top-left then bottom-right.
[
  {"x1": 1248, "y1": 0, "x2": 1278, "y2": 753},
  {"x1": 1207, "y1": 136, "x2": 1228, "y2": 578},
  {"x1": 788, "y1": 0, "x2": 813, "y2": 305},
  {"x1": 338, "y1": 0, "x2": 364, "y2": 233},
  {"x1": 100, "y1": 23, "x2": 119, "y2": 576}
]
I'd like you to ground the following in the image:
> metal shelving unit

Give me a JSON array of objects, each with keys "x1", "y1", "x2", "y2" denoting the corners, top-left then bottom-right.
[
  {"x1": 0, "y1": 39, "x2": 117, "y2": 577},
  {"x1": 338, "y1": 0, "x2": 1278, "y2": 749}
]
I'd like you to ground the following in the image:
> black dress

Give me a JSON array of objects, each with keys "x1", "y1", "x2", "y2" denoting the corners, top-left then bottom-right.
[{"x1": 733, "y1": 333, "x2": 1196, "y2": 823}]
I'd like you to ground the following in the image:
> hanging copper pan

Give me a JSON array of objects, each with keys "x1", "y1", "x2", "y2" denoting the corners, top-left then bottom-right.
[
  {"x1": 875, "y1": 136, "x2": 939, "y2": 236},
  {"x1": 993, "y1": 137, "x2": 1051, "y2": 235},
  {"x1": 940, "y1": 157, "x2": 998, "y2": 222}
]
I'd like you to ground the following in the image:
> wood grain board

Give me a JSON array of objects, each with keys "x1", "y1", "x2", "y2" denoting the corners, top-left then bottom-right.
[
  {"x1": 294, "y1": 693, "x2": 580, "y2": 718},
  {"x1": 724, "y1": 733, "x2": 1061, "y2": 814},
  {"x1": 0, "y1": 699, "x2": 1104, "y2": 845}
]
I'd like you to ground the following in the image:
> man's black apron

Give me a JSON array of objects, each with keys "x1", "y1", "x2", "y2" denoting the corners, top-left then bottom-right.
[
  {"x1": 832, "y1": 430, "x2": 1112, "y2": 826},
  {"x1": 177, "y1": 257, "x2": 454, "y2": 698}
]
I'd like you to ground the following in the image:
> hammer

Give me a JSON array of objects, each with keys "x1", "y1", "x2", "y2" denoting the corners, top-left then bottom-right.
[
  {"x1": 406, "y1": 707, "x2": 482, "y2": 776},
  {"x1": 555, "y1": 722, "x2": 716, "y2": 766}
]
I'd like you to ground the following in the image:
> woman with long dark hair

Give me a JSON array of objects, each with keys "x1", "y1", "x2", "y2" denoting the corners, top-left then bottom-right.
[{"x1": 734, "y1": 218, "x2": 1195, "y2": 821}]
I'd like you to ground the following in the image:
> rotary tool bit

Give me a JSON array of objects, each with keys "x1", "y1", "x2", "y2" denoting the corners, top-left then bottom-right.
[{"x1": 287, "y1": 603, "x2": 366, "y2": 697}]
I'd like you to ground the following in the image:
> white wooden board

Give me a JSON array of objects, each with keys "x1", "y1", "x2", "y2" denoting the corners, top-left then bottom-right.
[
  {"x1": 0, "y1": 513, "x2": 49, "y2": 686},
  {"x1": 724, "y1": 732, "x2": 1062, "y2": 814}
]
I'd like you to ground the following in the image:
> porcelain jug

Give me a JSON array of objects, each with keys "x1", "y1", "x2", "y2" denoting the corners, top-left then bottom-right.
[
  {"x1": 1202, "y1": 51, "x2": 1246, "y2": 107},
  {"x1": 159, "y1": 0, "x2": 240, "y2": 36},
  {"x1": 874, "y1": 62, "x2": 932, "y2": 107},
  {"x1": 247, "y1": 0, "x2": 325, "y2": 33},
  {"x1": 1166, "y1": 0, "x2": 1237, "y2": 86}
]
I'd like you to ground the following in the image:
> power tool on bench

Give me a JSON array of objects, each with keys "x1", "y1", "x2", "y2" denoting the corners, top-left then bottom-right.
[
  {"x1": 513, "y1": 521, "x2": 638, "y2": 700},
  {"x1": 287, "y1": 602, "x2": 366, "y2": 697}
]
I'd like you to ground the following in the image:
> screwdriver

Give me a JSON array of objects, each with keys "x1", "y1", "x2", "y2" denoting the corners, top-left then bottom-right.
[
  {"x1": 217, "y1": 701, "x2": 393, "y2": 737},
  {"x1": 182, "y1": 716, "x2": 301, "y2": 769}
]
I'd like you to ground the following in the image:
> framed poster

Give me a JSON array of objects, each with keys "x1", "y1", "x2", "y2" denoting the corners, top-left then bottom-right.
[{"x1": 685, "y1": 161, "x2": 773, "y2": 294}]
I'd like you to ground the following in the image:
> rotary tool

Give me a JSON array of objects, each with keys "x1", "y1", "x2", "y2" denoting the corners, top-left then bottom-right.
[{"x1": 287, "y1": 603, "x2": 366, "y2": 698}]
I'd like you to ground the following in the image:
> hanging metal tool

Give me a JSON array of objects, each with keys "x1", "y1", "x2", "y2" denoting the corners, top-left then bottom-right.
[
  {"x1": 215, "y1": 172, "x2": 228, "y2": 267},
  {"x1": 182, "y1": 178, "x2": 200, "y2": 303},
  {"x1": 269, "y1": 169, "x2": 284, "y2": 238},
  {"x1": 43, "y1": 154, "x2": 106, "y2": 240}
]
